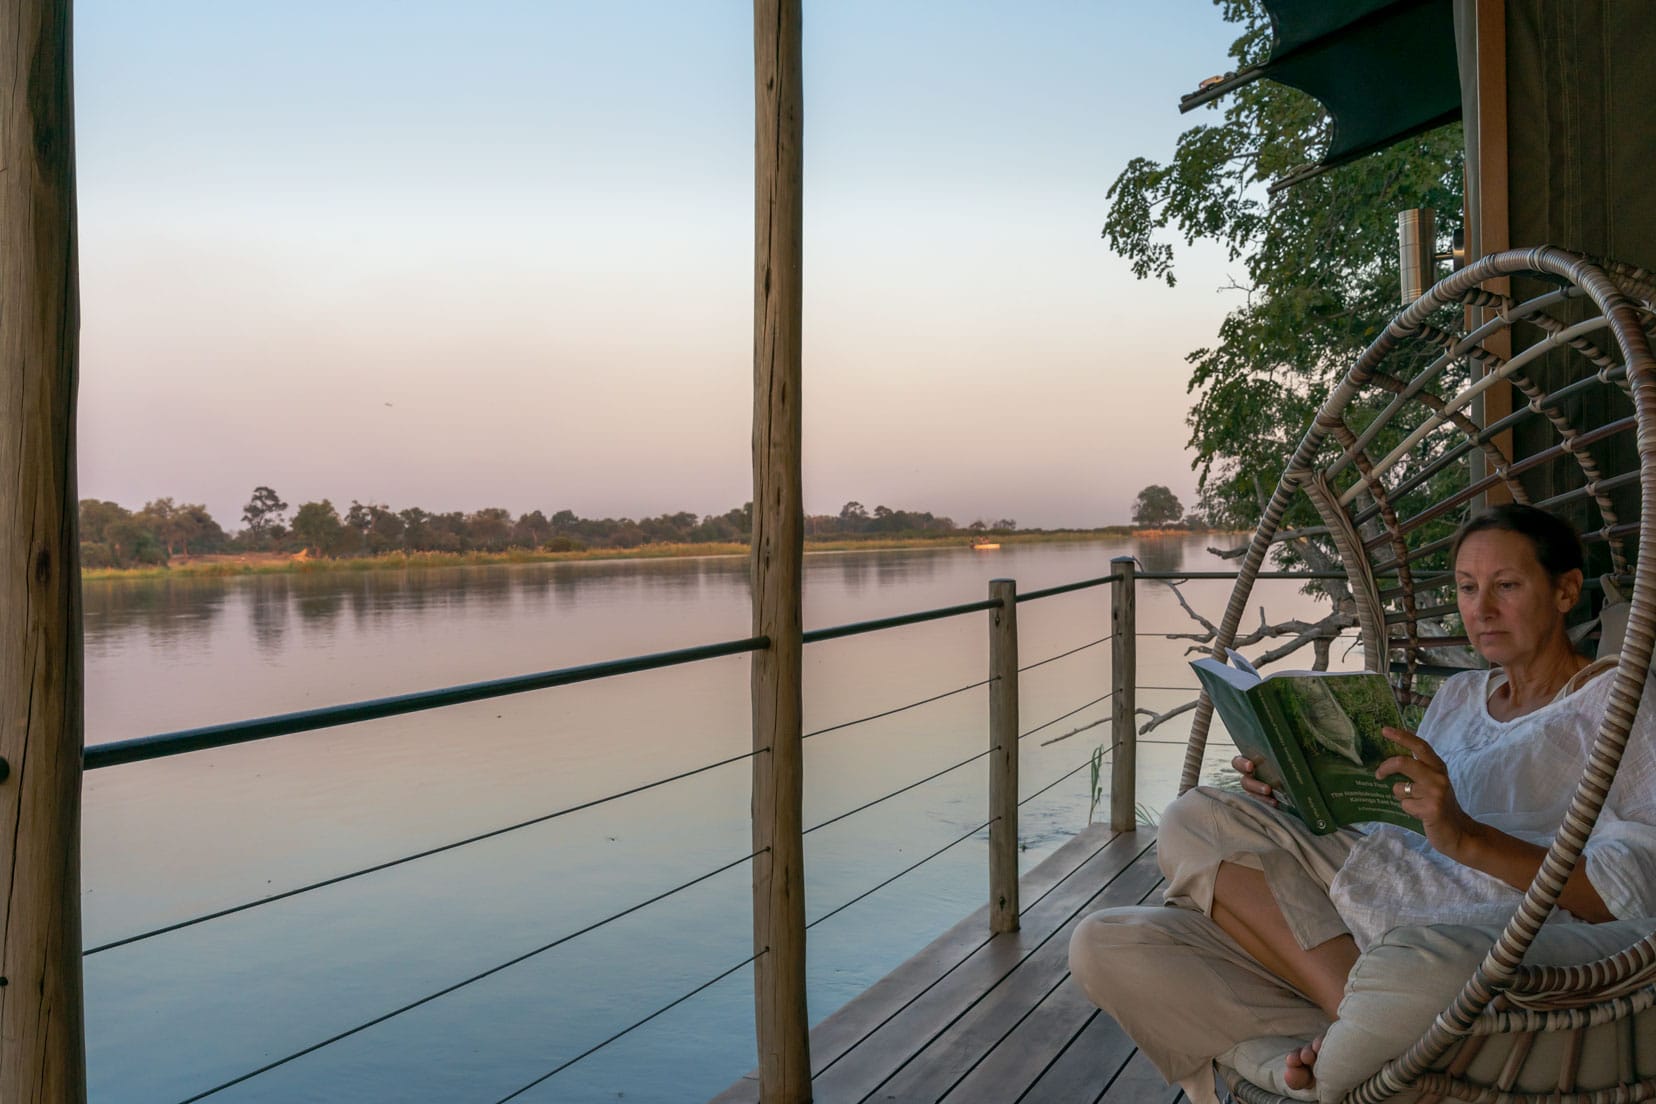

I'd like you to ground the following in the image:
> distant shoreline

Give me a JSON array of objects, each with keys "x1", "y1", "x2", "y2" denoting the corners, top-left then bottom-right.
[{"x1": 81, "y1": 528, "x2": 1236, "y2": 582}]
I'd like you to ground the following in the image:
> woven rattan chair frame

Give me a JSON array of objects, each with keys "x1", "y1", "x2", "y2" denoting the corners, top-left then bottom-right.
[{"x1": 1173, "y1": 248, "x2": 1656, "y2": 1104}]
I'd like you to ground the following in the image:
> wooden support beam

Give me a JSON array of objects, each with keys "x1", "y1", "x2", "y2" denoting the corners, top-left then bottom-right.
[
  {"x1": 750, "y1": 1, "x2": 809, "y2": 1100},
  {"x1": 0, "y1": 0, "x2": 88, "y2": 1099},
  {"x1": 1109, "y1": 558, "x2": 1137, "y2": 831},
  {"x1": 1471, "y1": 0, "x2": 1513, "y2": 506},
  {"x1": 987, "y1": 579, "x2": 1019, "y2": 933}
]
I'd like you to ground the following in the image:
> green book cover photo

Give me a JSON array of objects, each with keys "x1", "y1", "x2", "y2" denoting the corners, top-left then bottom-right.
[{"x1": 1192, "y1": 651, "x2": 1422, "y2": 835}]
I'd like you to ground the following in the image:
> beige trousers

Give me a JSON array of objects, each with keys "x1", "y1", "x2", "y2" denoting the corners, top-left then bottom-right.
[{"x1": 1067, "y1": 787, "x2": 1361, "y2": 1103}]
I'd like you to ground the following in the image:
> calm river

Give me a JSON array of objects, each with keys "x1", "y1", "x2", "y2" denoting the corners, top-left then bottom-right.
[{"x1": 83, "y1": 536, "x2": 1332, "y2": 1103}]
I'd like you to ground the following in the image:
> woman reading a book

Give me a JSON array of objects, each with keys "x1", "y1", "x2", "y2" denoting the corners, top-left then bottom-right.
[{"x1": 1069, "y1": 505, "x2": 1656, "y2": 1102}]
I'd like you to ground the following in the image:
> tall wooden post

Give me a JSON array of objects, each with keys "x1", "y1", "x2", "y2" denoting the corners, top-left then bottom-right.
[
  {"x1": 750, "y1": 1, "x2": 809, "y2": 1101},
  {"x1": 987, "y1": 579, "x2": 1019, "y2": 933},
  {"x1": 1109, "y1": 558, "x2": 1137, "y2": 831},
  {"x1": 0, "y1": 0, "x2": 87, "y2": 1100},
  {"x1": 1468, "y1": 0, "x2": 1512, "y2": 507}
]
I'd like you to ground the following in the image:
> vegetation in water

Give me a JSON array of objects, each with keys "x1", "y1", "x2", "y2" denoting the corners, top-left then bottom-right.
[{"x1": 1087, "y1": 744, "x2": 1105, "y2": 825}]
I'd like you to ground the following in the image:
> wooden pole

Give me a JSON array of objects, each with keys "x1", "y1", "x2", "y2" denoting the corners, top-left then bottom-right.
[
  {"x1": 1109, "y1": 558, "x2": 1137, "y2": 832},
  {"x1": 0, "y1": 0, "x2": 87, "y2": 1099},
  {"x1": 1470, "y1": 0, "x2": 1513, "y2": 507},
  {"x1": 750, "y1": 1, "x2": 809, "y2": 1100},
  {"x1": 987, "y1": 579, "x2": 1019, "y2": 933}
]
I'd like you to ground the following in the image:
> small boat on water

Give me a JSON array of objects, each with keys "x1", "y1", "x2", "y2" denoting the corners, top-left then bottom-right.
[{"x1": 971, "y1": 541, "x2": 1000, "y2": 550}]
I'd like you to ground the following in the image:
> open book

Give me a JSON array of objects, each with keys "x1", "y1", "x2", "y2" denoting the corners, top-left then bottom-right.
[{"x1": 1191, "y1": 650, "x2": 1422, "y2": 835}]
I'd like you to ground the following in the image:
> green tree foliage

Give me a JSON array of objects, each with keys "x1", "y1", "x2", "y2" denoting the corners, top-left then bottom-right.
[
  {"x1": 1103, "y1": 0, "x2": 1463, "y2": 530},
  {"x1": 241, "y1": 486, "x2": 289, "y2": 547},
  {"x1": 513, "y1": 510, "x2": 551, "y2": 548},
  {"x1": 83, "y1": 493, "x2": 1045, "y2": 568},
  {"x1": 138, "y1": 498, "x2": 227, "y2": 556},
  {"x1": 1131, "y1": 485, "x2": 1184, "y2": 527},
  {"x1": 827, "y1": 501, "x2": 956, "y2": 536},
  {"x1": 291, "y1": 500, "x2": 346, "y2": 555},
  {"x1": 467, "y1": 507, "x2": 514, "y2": 552}
]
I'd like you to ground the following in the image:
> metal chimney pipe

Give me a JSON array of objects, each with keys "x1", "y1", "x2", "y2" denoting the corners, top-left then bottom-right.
[{"x1": 1398, "y1": 207, "x2": 1437, "y2": 304}]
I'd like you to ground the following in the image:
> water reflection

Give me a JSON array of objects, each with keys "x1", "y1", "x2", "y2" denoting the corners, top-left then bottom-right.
[
  {"x1": 81, "y1": 576, "x2": 227, "y2": 652},
  {"x1": 295, "y1": 586, "x2": 345, "y2": 628},
  {"x1": 1135, "y1": 535, "x2": 1187, "y2": 575},
  {"x1": 246, "y1": 576, "x2": 291, "y2": 656},
  {"x1": 834, "y1": 553, "x2": 872, "y2": 593}
]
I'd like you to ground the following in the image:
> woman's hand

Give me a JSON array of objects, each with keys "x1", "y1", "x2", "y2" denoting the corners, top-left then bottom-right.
[
  {"x1": 1232, "y1": 754, "x2": 1277, "y2": 806},
  {"x1": 1376, "y1": 727, "x2": 1481, "y2": 858}
]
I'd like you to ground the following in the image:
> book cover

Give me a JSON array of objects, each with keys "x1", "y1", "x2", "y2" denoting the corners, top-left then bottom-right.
[{"x1": 1192, "y1": 651, "x2": 1422, "y2": 835}]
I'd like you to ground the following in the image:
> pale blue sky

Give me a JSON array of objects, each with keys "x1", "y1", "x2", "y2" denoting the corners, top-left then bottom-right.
[{"x1": 76, "y1": 1, "x2": 1242, "y2": 530}]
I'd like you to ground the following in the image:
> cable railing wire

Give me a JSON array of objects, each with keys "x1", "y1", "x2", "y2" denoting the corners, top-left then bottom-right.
[
  {"x1": 1017, "y1": 634, "x2": 1112, "y2": 674},
  {"x1": 1038, "y1": 714, "x2": 1110, "y2": 748},
  {"x1": 804, "y1": 747, "x2": 997, "y2": 836},
  {"x1": 803, "y1": 677, "x2": 993, "y2": 741},
  {"x1": 1018, "y1": 692, "x2": 1114, "y2": 742},
  {"x1": 86, "y1": 746, "x2": 767, "y2": 956},
  {"x1": 491, "y1": 951, "x2": 763, "y2": 1104},
  {"x1": 805, "y1": 817, "x2": 995, "y2": 932},
  {"x1": 1017, "y1": 743, "x2": 1120, "y2": 808},
  {"x1": 169, "y1": 847, "x2": 764, "y2": 1103}
]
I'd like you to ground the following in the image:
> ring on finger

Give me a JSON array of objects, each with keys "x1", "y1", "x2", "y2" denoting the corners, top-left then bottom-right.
[{"x1": 1402, "y1": 781, "x2": 1415, "y2": 798}]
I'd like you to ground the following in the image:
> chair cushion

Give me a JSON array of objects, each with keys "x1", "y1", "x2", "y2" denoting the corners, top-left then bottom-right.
[{"x1": 1221, "y1": 918, "x2": 1656, "y2": 1103}]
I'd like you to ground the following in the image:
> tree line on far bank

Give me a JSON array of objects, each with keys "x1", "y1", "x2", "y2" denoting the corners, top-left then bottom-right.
[{"x1": 80, "y1": 484, "x2": 1207, "y2": 570}]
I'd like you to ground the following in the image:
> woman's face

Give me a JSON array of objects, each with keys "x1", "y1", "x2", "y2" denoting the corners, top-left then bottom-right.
[{"x1": 1454, "y1": 528, "x2": 1581, "y2": 667}]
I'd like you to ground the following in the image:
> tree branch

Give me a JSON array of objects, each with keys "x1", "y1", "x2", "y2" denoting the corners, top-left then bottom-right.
[{"x1": 1137, "y1": 699, "x2": 1200, "y2": 735}]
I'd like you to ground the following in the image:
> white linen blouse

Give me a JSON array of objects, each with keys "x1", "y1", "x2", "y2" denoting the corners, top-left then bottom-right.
[{"x1": 1328, "y1": 663, "x2": 1656, "y2": 950}]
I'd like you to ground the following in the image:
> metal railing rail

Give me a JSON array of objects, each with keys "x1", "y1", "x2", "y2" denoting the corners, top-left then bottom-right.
[
  {"x1": 88, "y1": 569, "x2": 1349, "y2": 771},
  {"x1": 85, "y1": 636, "x2": 770, "y2": 770}
]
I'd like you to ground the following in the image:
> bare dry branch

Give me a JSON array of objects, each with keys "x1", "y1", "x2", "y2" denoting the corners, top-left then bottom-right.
[
  {"x1": 1165, "y1": 578, "x2": 1221, "y2": 639},
  {"x1": 1136, "y1": 699, "x2": 1201, "y2": 734},
  {"x1": 1207, "y1": 525, "x2": 1332, "y2": 561}
]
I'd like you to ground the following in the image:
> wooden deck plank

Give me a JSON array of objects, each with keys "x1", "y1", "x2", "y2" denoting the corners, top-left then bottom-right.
[
  {"x1": 1101, "y1": 1049, "x2": 1188, "y2": 1103},
  {"x1": 1015, "y1": 1010, "x2": 1139, "y2": 1104},
  {"x1": 878, "y1": 843, "x2": 1164, "y2": 1102},
  {"x1": 801, "y1": 828, "x2": 1157, "y2": 1103},
  {"x1": 709, "y1": 822, "x2": 1136, "y2": 1104},
  {"x1": 941, "y1": 958, "x2": 1138, "y2": 1102}
]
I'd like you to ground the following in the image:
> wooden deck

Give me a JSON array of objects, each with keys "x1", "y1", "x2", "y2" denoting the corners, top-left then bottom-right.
[{"x1": 712, "y1": 823, "x2": 1187, "y2": 1104}]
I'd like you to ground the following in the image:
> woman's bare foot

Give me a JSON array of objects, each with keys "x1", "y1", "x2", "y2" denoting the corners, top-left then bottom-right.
[{"x1": 1283, "y1": 1035, "x2": 1322, "y2": 1092}]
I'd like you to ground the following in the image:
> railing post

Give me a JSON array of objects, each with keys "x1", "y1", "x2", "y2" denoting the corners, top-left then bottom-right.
[
  {"x1": 988, "y1": 579, "x2": 1019, "y2": 933},
  {"x1": 1, "y1": 0, "x2": 88, "y2": 1098},
  {"x1": 750, "y1": 1, "x2": 810, "y2": 1101},
  {"x1": 1110, "y1": 557, "x2": 1138, "y2": 831}
]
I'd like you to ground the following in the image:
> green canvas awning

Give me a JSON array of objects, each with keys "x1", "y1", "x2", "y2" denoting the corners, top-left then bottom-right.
[{"x1": 1182, "y1": 0, "x2": 1461, "y2": 187}]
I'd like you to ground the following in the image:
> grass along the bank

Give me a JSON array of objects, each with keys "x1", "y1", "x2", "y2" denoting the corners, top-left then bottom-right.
[{"x1": 77, "y1": 527, "x2": 1206, "y2": 581}]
